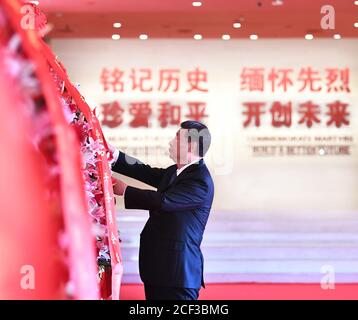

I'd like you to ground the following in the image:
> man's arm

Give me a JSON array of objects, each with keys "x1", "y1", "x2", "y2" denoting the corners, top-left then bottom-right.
[
  {"x1": 123, "y1": 178, "x2": 209, "y2": 212},
  {"x1": 111, "y1": 149, "x2": 166, "y2": 188}
]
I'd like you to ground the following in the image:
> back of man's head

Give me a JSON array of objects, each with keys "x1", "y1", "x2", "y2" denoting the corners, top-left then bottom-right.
[{"x1": 180, "y1": 121, "x2": 211, "y2": 157}]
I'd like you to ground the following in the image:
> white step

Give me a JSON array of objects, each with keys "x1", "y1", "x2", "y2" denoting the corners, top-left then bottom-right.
[{"x1": 116, "y1": 210, "x2": 358, "y2": 283}]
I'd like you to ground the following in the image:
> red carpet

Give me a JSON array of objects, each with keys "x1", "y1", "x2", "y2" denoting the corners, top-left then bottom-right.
[{"x1": 120, "y1": 283, "x2": 358, "y2": 300}]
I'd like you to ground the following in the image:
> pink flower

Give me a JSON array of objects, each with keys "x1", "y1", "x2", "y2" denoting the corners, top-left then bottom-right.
[
  {"x1": 4, "y1": 44, "x2": 41, "y2": 96},
  {"x1": 98, "y1": 245, "x2": 111, "y2": 261},
  {"x1": 92, "y1": 222, "x2": 107, "y2": 238},
  {"x1": 61, "y1": 98, "x2": 76, "y2": 124},
  {"x1": 88, "y1": 137, "x2": 105, "y2": 156},
  {"x1": 90, "y1": 205, "x2": 105, "y2": 221}
]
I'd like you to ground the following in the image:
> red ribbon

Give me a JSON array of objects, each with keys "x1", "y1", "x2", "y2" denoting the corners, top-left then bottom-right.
[{"x1": 0, "y1": 49, "x2": 67, "y2": 299}]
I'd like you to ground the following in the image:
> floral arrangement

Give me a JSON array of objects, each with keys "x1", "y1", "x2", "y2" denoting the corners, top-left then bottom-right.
[
  {"x1": 0, "y1": 0, "x2": 114, "y2": 299},
  {"x1": 47, "y1": 52, "x2": 122, "y2": 299},
  {"x1": 56, "y1": 79, "x2": 119, "y2": 268}
]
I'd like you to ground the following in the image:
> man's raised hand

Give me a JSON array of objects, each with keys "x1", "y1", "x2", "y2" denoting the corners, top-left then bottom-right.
[{"x1": 112, "y1": 176, "x2": 127, "y2": 196}]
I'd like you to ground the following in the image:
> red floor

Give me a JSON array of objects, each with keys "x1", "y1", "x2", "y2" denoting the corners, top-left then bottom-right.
[{"x1": 120, "y1": 283, "x2": 358, "y2": 300}]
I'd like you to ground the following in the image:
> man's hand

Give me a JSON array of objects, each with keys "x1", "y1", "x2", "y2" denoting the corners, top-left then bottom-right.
[
  {"x1": 108, "y1": 143, "x2": 116, "y2": 154},
  {"x1": 108, "y1": 144, "x2": 120, "y2": 163},
  {"x1": 112, "y1": 177, "x2": 127, "y2": 196}
]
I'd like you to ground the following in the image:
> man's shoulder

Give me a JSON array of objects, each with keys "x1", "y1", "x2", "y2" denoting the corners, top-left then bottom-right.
[
  {"x1": 188, "y1": 162, "x2": 214, "y2": 186},
  {"x1": 201, "y1": 164, "x2": 214, "y2": 186},
  {"x1": 165, "y1": 164, "x2": 177, "y2": 173}
]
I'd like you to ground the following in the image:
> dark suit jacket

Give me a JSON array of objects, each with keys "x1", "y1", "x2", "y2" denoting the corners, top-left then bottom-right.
[{"x1": 112, "y1": 151, "x2": 214, "y2": 289}]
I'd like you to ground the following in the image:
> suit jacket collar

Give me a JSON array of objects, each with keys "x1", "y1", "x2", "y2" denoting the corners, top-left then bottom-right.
[
  {"x1": 164, "y1": 159, "x2": 205, "y2": 190},
  {"x1": 176, "y1": 158, "x2": 204, "y2": 176}
]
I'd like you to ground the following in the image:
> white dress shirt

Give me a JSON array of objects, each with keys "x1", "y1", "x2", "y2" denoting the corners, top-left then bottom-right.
[
  {"x1": 176, "y1": 158, "x2": 202, "y2": 176},
  {"x1": 112, "y1": 147, "x2": 120, "y2": 163}
]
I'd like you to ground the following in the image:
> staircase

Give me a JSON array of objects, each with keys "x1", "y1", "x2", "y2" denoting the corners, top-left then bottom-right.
[{"x1": 117, "y1": 210, "x2": 358, "y2": 283}]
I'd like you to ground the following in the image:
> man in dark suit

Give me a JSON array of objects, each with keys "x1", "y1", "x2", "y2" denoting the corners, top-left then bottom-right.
[{"x1": 111, "y1": 121, "x2": 214, "y2": 300}]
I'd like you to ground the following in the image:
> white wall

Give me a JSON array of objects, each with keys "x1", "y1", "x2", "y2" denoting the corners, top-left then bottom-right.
[{"x1": 51, "y1": 39, "x2": 358, "y2": 213}]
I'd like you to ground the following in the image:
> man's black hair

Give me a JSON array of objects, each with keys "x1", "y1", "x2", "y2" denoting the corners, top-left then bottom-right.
[{"x1": 180, "y1": 121, "x2": 211, "y2": 157}]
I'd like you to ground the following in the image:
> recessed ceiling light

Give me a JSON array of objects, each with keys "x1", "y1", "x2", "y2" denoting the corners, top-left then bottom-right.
[
  {"x1": 194, "y1": 34, "x2": 202, "y2": 40},
  {"x1": 305, "y1": 34, "x2": 314, "y2": 40},
  {"x1": 192, "y1": 1, "x2": 202, "y2": 7},
  {"x1": 139, "y1": 34, "x2": 148, "y2": 40},
  {"x1": 354, "y1": 22, "x2": 358, "y2": 28},
  {"x1": 233, "y1": 22, "x2": 241, "y2": 29},
  {"x1": 272, "y1": 0, "x2": 284, "y2": 5},
  {"x1": 333, "y1": 34, "x2": 341, "y2": 40},
  {"x1": 354, "y1": 1, "x2": 358, "y2": 5},
  {"x1": 250, "y1": 34, "x2": 258, "y2": 40},
  {"x1": 112, "y1": 34, "x2": 120, "y2": 40},
  {"x1": 113, "y1": 22, "x2": 122, "y2": 28},
  {"x1": 222, "y1": 34, "x2": 231, "y2": 40}
]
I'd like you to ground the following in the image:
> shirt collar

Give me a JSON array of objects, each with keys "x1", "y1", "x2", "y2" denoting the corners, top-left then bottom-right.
[{"x1": 176, "y1": 158, "x2": 202, "y2": 176}]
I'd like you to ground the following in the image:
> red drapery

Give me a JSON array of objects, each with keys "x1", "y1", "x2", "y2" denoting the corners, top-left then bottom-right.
[
  {"x1": 0, "y1": 49, "x2": 67, "y2": 299},
  {"x1": 0, "y1": 0, "x2": 122, "y2": 299}
]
